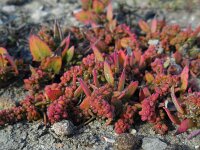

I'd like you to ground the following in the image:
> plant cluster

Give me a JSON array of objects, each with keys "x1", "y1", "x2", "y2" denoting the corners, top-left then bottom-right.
[{"x1": 0, "y1": 0, "x2": 199, "y2": 139}]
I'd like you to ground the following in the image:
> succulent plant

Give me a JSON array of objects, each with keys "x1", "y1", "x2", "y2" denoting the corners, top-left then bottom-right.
[{"x1": 0, "y1": 0, "x2": 199, "y2": 139}]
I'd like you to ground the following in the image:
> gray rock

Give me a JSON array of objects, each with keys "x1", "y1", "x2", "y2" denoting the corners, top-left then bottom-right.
[{"x1": 142, "y1": 137, "x2": 168, "y2": 150}]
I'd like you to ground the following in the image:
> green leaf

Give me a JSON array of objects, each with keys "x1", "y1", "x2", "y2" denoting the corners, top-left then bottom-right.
[
  {"x1": 62, "y1": 46, "x2": 74, "y2": 63},
  {"x1": 104, "y1": 61, "x2": 114, "y2": 86},
  {"x1": 29, "y1": 35, "x2": 53, "y2": 61},
  {"x1": 41, "y1": 56, "x2": 62, "y2": 74},
  {"x1": 92, "y1": 45, "x2": 104, "y2": 62}
]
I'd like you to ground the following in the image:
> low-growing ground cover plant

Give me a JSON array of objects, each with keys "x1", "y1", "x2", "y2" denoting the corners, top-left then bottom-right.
[{"x1": 0, "y1": 0, "x2": 199, "y2": 139}]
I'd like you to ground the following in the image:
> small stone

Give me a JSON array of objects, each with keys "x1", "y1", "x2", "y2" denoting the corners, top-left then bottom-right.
[
  {"x1": 51, "y1": 120, "x2": 76, "y2": 137},
  {"x1": 148, "y1": 39, "x2": 159, "y2": 46},
  {"x1": 130, "y1": 129, "x2": 137, "y2": 135},
  {"x1": 142, "y1": 137, "x2": 167, "y2": 150},
  {"x1": 2, "y1": 5, "x2": 16, "y2": 13},
  {"x1": 31, "y1": 10, "x2": 48, "y2": 23},
  {"x1": 114, "y1": 133, "x2": 138, "y2": 150}
]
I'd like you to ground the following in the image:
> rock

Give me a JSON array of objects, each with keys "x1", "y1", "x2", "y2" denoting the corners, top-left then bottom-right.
[
  {"x1": 2, "y1": 5, "x2": 16, "y2": 13},
  {"x1": 31, "y1": 9, "x2": 48, "y2": 23},
  {"x1": 114, "y1": 133, "x2": 139, "y2": 150},
  {"x1": 142, "y1": 137, "x2": 168, "y2": 150},
  {"x1": 51, "y1": 120, "x2": 76, "y2": 137}
]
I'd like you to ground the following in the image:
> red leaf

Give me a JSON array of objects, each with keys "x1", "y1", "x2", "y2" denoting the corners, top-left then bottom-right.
[
  {"x1": 124, "y1": 81, "x2": 138, "y2": 98},
  {"x1": 138, "y1": 20, "x2": 150, "y2": 33},
  {"x1": 176, "y1": 119, "x2": 194, "y2": 135},
  {"x1": 104, "y1": 61, "x2": 114, "y2": 86},
  {"x1": 151, "y1": 19, "x2": 157, "y2": 33},
  {"x1": 113, "y1": 51, "x2": 119, "y2": 73},
  {"x1": 29, "y1": 35, "x2": 52, "y2": 62},
  {"x1": 79, "y1": 78, "x2": 92, "y2": 97},
  {"x1": 107, "y1": 2, "x2": 113, "y2": 21},
  {"x1": 5, "y1": 54, "x2": 18, "y2": 75},
  {"x1": 171, "y1": 86, "x2": 184, "y2": 114},
  {"x1": 61, "y1": 34, "x2": 71, "y2": 56},
  {"x1": 80, "y1": 96, "x2": 90, "y2": 111},
  {"x1": 45, "y1": 89, "x2": 63, "y2": 101},
  {"x1": 118, "y1": 50, "x2": 126, "y2": 65},
  {"x1": 0, "y1": 47, "x2": 18, "y2": 75},
  {"x1": 181, "y1": 65, "x2": 189, "y2": 92},
  {"x1": 118, "y1": 69, "x2": 126, "y2": 91},
  {"x1": 93, "y1": 69, "x2": 100, "y2": 87}
]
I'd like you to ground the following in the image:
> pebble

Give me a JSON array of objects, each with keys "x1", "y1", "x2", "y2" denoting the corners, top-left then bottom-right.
[
  {"x1": 2, "y1": 5, "x2": 16, "y2": 13},
  {"x1": 114, "y1": 133, "x2": 138, "y2": 150},
  {"x1": 51, "y1": 120, "x2": 76, "y2": 137},
  {"x1": 142, "y1": 137, "x2": 167, "y2": 150}
]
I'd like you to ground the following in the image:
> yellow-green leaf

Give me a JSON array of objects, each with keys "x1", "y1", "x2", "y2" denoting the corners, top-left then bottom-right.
[
  {"x1": 41, "y1": 56, "x2": 62, "y2": 74},
  {"x1": 92, "y1": 45, "x2": 104, "y2": 62},
  {"x1": 29, "y1": 35, "x2": 52, "y2": 62},
  {"x1": 104, "y1": 61, "x2": 114, "y2": 86}
]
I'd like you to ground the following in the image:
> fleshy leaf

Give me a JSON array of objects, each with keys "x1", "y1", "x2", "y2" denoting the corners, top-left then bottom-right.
[
  {"x1": 41, "y1": 56, "x2": 62, "y2": 74},
  {"x1": 151, "y1": 19, "x2": 157, "y2": 33},
  {"x1": 0, "y1": 47, "x2": 8, "y2": 55},
  {"x1": 175, "y1": 119, "x2": 194, "y2": 135},
  {"x1": 121, "y1": 37, "x2": 132, "y2": 48},
  {"x1": 79, "y1": 78, "x2": 92, "y2": 97},
  {"x1": 93, "y1": 69, "x2": 100, "y2": 87},
  {"x1": 145, "y1": 72, "x2": 154, "y2": 84},
  {"x1": 92, "y1": 45, "x2": 104, "y2": 62},
  {"x1": 107, "y1": 2, "x2": 113, "y2": 21},
  {"x1": 80, "y1": 96, "x2": 90, "y2": 111},
  {"x1": 62, "y1": 46, "x2": 74, "y2": 63},
  {"x1": 118, "y1": 69, "x2": 126, "y2": 91},
  {"x1": 61, "y1": 34, "x2": 71, "y2": 56},
  {"x1": 93, "y1": 0, "x2": 104, "y2": 13},
  {"x1": 118, "y1": 50, "x2": 126, "y2": 65},
  {"x1": 163, "y1": 107, "x2": 180, "y2": 125},
  {"x1": 81, "y1": 0, "x2": 92, "y2": 10},
  {"x1": 124, "y1": 81, "x2": 138, "y2": 98},
  {"x1": 139, "y1": 87, "x2": 151, "y2": 101},
  {"x1": 29, "y1": 35, "x2": 52, "y2": 61},
  {"x1": 4, "y1": 53, "x2": 19, "y2": 75},
  {"x1": 74, "y1": 10, "x2": 92, "y2": 23},
  {"x1": 171, "y1": 86, "x2": 184, "y2": 114},
  {"x1": 113, "y1": 51, "x2": 119, "y2": 73},
  {"x1": 181, "y1": 65, "x2": 189, "y2": 92},
  {"x1": 138, "y1": 20, "x2": 150, "y2": 33},
  {"x1": 45, "y1": 89, "x2": 63, "y2": 101},
  {"x1": 74, "y1": 85, "x2": 83, "y2": 98},
  {"x1": 104, "y1": 61, "x2": 114, "y2": 86},
  {"x1": 0, "y1": 47, "x2": 18, "y2": 75}
]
